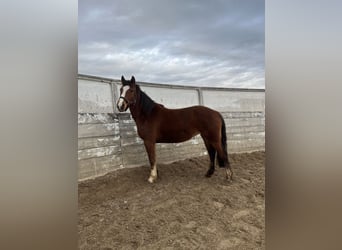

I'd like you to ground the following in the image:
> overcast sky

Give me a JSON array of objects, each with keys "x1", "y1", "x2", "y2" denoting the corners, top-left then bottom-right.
[{"x1": 79, "y1": 0, "x2": 264, "y2": 88}]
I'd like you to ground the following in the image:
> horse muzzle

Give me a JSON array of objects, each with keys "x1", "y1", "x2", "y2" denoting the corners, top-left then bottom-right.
[{"x1": 117, "y1": 97, "x2": 129, "y2": 112}]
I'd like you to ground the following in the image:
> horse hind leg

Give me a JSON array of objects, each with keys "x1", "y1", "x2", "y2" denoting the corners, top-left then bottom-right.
[
  {"x1": 206, "y1": 146, "x2": 216, "y2": 177},
  {"x1": 221, "y1": 157, "x2": 233, "y2": 181},
  {"x1": 211, "y1": 141, "x2": 227, "y2": 167},
  {"x1": 213, "y1": 141, "x2": 233, "y2": 181},
  {"x1": 221, "y1": 152, "x2": 233, "y2": 181},
  {"x1": 221, "y1": 153, "x2": 233, "y2": 181},
  {"x1": 202, "y1": 139, "x2": 216, "y2": 177},
  {"x1": 225, "y1": 165, "x2": 233, "y2": 181}
]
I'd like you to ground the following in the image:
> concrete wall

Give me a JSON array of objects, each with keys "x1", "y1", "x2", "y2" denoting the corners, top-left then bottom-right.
[{"x1": 78, "y1": 74, "x2": 265, "y2": 181}]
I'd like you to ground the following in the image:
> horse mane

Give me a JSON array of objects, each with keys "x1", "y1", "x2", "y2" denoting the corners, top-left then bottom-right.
[{"x1": 136, "y1": 85, "x2": 156, "y2": 116}]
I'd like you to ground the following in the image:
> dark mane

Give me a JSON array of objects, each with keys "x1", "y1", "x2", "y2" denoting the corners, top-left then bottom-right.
[{"x1": 136, "y1": 85, "x2": 156, "y2": 116}]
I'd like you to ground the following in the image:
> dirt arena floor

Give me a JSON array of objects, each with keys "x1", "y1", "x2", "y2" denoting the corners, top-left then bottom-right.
[{"x1": 79, "y1": 151, "x2": 265, "y2": 250}]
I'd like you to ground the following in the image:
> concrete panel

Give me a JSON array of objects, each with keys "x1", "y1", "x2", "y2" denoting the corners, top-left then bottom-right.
[
  {"x1": 78, "y1": 113, "x2": 117, "y2": 124},
  {"x1": 78, "y1": 79, "x2": 114, "y2": 113},
  {"x1": 78, "y1": 145, "x2": 121, "y2": 160},
  {"x1": 202, "y1": 90, "x2": 265, "y2": 112},
  {"x1": 78, "y1": 136, "x2": 120, "y2": 150},
  {"x1": 78, "y1": 123, "x2": 119, "y2": 138},
  {"x1": 78, "y1": 154, "x2": 122, "y2": 180},
  {"x1": 141, "y1": 86, "x2": 199, "y2": 108}
]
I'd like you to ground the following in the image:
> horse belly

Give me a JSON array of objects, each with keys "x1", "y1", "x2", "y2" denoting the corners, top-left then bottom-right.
[
  {"x1": 157, "y1": 128, "x2": 199, "y2": 143},
  {"x1": 156, "y1": 109, "x2": 203, "y2": 143}
]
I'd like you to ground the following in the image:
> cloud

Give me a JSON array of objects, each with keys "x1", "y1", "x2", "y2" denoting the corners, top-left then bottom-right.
[{"x1": 79, "y1": 0, "x2": 264, "y2": 88}]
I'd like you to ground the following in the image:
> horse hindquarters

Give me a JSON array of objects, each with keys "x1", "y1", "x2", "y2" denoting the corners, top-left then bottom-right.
[{"x1": 200, "y1": 112, "x2": 233, "y2": 180}]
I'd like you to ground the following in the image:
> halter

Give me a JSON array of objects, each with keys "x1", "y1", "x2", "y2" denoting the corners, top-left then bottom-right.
[{"x1": 119, "y1": 94, "x2": 136, "y2": 106}]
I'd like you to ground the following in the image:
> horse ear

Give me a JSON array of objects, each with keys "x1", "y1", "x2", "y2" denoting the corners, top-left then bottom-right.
[
  {"x1": 131, "y1": 76, "x2": 136, "y2": 85},
  {"x1": 121, "y1": 75, "x2": 125, "y2": 83}
]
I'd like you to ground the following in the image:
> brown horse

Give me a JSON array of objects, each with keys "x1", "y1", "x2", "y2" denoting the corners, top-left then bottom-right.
[{"x1": 117, "y1": 76, "x2": 233, "y2": 183}]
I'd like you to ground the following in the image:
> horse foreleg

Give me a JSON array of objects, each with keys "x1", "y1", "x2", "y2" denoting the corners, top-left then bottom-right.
[
  {"x1": 149, "y1": 164, "x2": 158, "y2": 183},
  {"x1": 144, "y1": 141, "x2": 157, "y2": 183}
]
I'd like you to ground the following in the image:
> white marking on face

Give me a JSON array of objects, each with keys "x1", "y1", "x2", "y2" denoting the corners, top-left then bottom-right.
[{"x1": 117, "y1": 86, "x2": 130, "y2": 109}]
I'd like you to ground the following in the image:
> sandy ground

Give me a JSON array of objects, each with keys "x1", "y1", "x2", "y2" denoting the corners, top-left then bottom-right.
[{"x1": 79, "y1": 151, "x2": 265, "y2": 250}]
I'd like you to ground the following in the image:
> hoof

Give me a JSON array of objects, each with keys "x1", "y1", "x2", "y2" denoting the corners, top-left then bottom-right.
[
  {"x1": 225, "y1": 168, "x2": 233, "y2": 181},
  {"x1": 205, "y1": 168, "x2": 215, "y2": 178},
  {"x1": 148, "y1": 175, "x2": 156, "y2": 183}
]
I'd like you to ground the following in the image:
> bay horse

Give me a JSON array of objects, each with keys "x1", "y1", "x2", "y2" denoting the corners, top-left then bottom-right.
[{"x1": 117, "y1": 76, "x2": 233, "y2": 183}]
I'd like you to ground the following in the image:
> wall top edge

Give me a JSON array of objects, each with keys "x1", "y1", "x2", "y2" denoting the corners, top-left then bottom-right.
[{"x1": 78, "y1": 74, "x2": 265, "y2": 93}]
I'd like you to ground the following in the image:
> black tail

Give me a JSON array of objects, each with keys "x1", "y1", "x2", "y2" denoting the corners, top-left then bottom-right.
[{"x1": 217, "y1": 115, "x2": 229, "y2": 168}]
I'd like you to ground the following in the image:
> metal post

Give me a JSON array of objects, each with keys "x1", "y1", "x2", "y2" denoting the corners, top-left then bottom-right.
[
  {"x1": 197, "y1": 88, "x2": 204, "y2": 106},
  {"x1": 110, "y1": 81, "x2": 119, "y2": 113}
]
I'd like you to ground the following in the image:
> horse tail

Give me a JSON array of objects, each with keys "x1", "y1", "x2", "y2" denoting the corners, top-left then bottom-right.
[{"x1": 217, "y1": 114, "x2": 229, "y2": 168}]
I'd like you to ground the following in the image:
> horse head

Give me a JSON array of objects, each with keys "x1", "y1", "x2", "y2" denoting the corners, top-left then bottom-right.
[{"x1": 117, "y1": 76, "x2": 137, "y2": 112}]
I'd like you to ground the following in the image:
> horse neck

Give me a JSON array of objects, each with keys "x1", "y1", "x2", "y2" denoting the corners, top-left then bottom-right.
[
  {"x1": 129, "y1": 86, "x2": 155, "y2": 122},
  {"x1": 129, "y1": 87, "x2": 143, "y2": 122}
]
